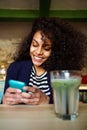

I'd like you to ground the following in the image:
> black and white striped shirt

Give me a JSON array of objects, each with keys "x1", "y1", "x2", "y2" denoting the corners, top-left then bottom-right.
[{"x1": 28, "y1": 66, "x2": 51, "y2": 96}]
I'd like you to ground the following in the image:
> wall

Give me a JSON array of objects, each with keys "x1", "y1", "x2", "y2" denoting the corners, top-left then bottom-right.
[
  {"x1": 0, "y1": 22, "x2": 32, "y2": 65},
  {"x1": 0, "y1": 0, "x2": 87, "y2": 9}
]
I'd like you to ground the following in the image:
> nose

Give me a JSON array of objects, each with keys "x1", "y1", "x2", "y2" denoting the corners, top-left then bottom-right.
[{"x1": 36, "y1": 46, "x2": 43, "y2": 55}]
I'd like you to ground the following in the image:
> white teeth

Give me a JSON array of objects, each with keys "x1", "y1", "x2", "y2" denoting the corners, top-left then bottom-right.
[{"x1": 34, "y1": 56, "x2": 42, "y2": 60}]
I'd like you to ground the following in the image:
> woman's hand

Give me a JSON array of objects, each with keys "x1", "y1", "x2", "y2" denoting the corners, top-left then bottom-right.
[
  {"x1": 2, "y1": 86, "x2": 50, "y2": 105},
  {"x1": 21, "y1": 86, "x2": 50, "y2": 105},
  {"x1": 2, "y1": 87, "x2": 22, "y2": 105}
]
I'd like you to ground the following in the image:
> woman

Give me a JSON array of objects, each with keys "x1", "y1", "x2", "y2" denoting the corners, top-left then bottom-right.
[{"x1": 2, "y1": 17, "x2": 87, "y2": 105}]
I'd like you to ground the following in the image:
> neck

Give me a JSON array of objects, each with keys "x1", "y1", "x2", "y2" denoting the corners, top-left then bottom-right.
[{"x1": 34, "y1": 65, "x2": 46, "y2": 76}]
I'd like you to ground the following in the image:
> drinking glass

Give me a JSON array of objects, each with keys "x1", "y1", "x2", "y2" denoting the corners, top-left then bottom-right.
[{"x1": 50, "y1": 70, "x2": 81, "y2": 120}]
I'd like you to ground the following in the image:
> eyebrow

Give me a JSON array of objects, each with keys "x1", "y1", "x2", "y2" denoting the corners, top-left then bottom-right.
[
  {"x1": 32, "y1": 39, "x2": 38, "y2": 44},
  {"x1": 33, "y1": 37, "x2": 52, "y2": 47}
]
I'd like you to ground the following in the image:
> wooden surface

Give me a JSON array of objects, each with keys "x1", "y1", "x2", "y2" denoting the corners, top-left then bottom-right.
[
  {"x1": 79, "y1": 84, "x2": 87, "y2": 91},
  {"x1": 0, "y1": 103, "x2": 87, "y2": 130}
]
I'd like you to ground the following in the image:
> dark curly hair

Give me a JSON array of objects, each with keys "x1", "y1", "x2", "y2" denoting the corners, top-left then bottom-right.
[{"x1": 13, "y1": 17, "x2": 87, "y2": 71}]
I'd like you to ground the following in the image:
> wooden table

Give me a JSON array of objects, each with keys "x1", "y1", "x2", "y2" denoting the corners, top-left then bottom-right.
[
  {"x1": 0, "y1": 103, "x2": 87, "y2": 130},
  {"x1": 79, "y1": 84, "x2": 87, "y2": 91}
]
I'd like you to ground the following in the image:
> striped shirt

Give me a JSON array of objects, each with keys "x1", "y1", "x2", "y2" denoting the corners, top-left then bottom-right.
[{"x1": 28, "y1": 66, "x2": 51, "y2": 96}]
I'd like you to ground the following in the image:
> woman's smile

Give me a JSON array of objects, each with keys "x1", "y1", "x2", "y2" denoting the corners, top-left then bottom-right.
[{"x1": 33, "y1": 55, "x2": 44, "y2": 63}]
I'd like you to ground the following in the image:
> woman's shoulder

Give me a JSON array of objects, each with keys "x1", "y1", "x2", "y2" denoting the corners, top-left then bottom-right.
[
  {"x1": 8, "y1": 60, "x2": 32, "y2": 70},
  {"x1": 11, "y1": 60, "x2": 32, "y2": 65}
]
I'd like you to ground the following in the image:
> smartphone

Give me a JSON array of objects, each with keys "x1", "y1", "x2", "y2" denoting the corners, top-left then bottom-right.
[{"x1": 8, "y1": 79, "x2": 26, "y2": 92}]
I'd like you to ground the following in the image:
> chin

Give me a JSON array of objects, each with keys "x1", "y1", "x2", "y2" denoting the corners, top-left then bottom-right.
[{"x1": 33, "y1": 62, "x2": 42, "y2": 67}]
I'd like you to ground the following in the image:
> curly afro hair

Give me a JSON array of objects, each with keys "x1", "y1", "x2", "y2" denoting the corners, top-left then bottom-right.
[{"x1": 13, "y1": 17, "x2": 87, "y2": 71}]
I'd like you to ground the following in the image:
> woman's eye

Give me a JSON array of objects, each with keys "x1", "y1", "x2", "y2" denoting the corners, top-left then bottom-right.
[
  {"x1": 32, "y1": 41, "x2": 38, "y2": 47},
  {"x1": 43, "y1": 45, "x2": 52, "y2": 51},
  {"x1": 43, "y1": 42, "x2": 52, "y2": 51},
  {"x1": 44, "y1": 47, "x2": 51, "y2": 51}
]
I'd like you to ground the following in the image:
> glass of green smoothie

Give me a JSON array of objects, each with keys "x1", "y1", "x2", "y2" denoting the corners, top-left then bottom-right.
[{"x1": 50, "y1": 70, "x2": 81, "y2": 120}]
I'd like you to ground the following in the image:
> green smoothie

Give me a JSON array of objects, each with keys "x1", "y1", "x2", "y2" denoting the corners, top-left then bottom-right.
[{"x1": 51, "y1": 77, "x2": 81, "y2": 89}]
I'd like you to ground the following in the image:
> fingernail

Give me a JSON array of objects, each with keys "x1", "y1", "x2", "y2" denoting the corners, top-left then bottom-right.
[
  {"x1": 28, "y1": 92, "x2": 33, "y2": 94},
  {"x1": 17, "y1": 89, "x2": 22, "y2": 92}
]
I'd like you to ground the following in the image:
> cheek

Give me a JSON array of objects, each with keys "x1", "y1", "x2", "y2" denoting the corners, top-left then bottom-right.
[
  {"x1": 45, "y1": 51, "x2": 51, "y2": 58},
  {"x1": 30, "y1": 46, "x2": 34, "y2": 54}
]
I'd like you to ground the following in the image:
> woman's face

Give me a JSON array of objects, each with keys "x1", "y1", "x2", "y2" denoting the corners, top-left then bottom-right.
[{"x1": 30, "y1": 31, "x2": 52, "y2": 68}]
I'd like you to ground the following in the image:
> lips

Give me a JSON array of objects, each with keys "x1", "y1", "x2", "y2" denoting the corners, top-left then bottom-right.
[{"x1": 33, "y1": 55, "x2": 43, "y2": 63}]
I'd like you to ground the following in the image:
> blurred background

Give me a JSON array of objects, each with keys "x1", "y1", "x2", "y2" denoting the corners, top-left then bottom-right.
[{"x1": 0, "y1": 0, "x2": 87, "y2": 101}]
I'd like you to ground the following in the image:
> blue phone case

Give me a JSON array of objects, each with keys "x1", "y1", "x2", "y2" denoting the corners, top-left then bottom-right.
[{"x1": 8, "y1": 80, "x2": 26, "y2": 92}]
